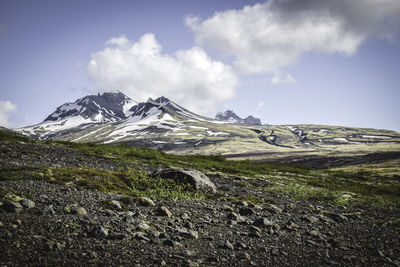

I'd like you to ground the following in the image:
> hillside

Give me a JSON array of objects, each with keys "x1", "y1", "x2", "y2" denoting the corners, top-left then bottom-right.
[
  {"x1": 1, "y1": 130, "x2": 400, "y2": 266},
  {"x1": 16, "y1": 92, "x2": 400, "y2": 163}
]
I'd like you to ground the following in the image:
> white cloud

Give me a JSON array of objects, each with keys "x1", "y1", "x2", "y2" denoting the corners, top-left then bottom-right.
[
  {"x1": 187, "y1": 0, "x2": 400, "y2": 75},
  {"x1": 0, "y1": 100, "x2": 17, "y2": 127},
  {"x1": 87, "y1": 34, "x2": 238, "y2": 114},
  {"x1": 271, "y1": 72, "x2": 295, "y2": 85}
]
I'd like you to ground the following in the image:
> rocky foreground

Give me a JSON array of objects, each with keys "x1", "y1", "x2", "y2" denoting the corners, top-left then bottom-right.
[{"x1": 1, "y1": 137, "x2": 400, "y2": 266}]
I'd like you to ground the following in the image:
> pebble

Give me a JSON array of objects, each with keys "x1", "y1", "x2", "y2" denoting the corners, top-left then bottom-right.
[
  {"x1": 74, "y1": 207, "x2": 87, "y2": 216},
  {"x1": 140, "y1": 197, "x2": 155, "y2": 207},
  {"x1": 163, "y1": 239, "x2": 182, "y2": 248},
  {"x1": 239, "y1": 207, "x2": 254, "y2": 216},
  {"x1": 187, "y1": 260, "x2": 199, "y2": 267},
  {"x1": 110, "y1": 200, "x2": 122, "y2": 210},
  {"x1": 20, "y1": 199, "x2": 35, "y2": 208},
  {"x1": 181, "y1": 213, "x2": 190, "y2": 220},
  {"x1": 157, "y1": 206, "x2": 172, "y2": 217},
  {"x1": 253, "y1": 217, "x2": 273, "y2": 227},
  {"x1": 138, "y1": 221, "x2": 151, "y2": 232},
  {"x1": 224, "y1": 240, "x2": 234, "y2": 250}
]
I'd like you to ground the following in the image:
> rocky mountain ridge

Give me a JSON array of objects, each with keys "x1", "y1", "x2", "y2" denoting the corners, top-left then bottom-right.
[
  {"x1": 45, "y1": 91, "x2": 137, "y2": 123},
  {"x1": 215, "y1": 110, "x2": 261, "y2": 125}
]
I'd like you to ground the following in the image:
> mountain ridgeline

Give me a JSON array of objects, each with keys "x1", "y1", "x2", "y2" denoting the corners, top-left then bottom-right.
[
  {"x1": 45, "y1": 92, "x2": 137, "y2": 123},
  {"x1": 215, "y1": 110, "x2": 261, "y2": 125},
  {"x1": 17, "y1": 91, "x2": 400, "y2": 159}
]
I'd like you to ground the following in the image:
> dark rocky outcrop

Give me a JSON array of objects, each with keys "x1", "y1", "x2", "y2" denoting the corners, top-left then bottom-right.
[{"x1": 215, "y1": 110, "x2": 261, "y2": 125}]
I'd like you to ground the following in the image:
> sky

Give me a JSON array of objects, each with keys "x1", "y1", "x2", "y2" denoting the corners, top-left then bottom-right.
[{"x1": 0, "y1": 0, "x2": 400, "y2": 131}]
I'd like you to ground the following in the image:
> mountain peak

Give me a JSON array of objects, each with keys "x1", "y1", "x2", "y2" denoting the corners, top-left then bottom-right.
[
  {"x1": 154, "y1": 96, "x2": 171, "y2": 104},
  {"x1": 44, "y1": 91, "x2": 136, "y2": 123},
  {"x1": 216, "y1": 110, "x2": 261, "y2": 125}
]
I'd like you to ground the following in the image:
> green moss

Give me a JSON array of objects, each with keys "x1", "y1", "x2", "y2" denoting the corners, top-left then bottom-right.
[
  {"x1": 270, "y1": 183, "x2": 344, "y2": 204},
  {"x1": 1, "y1": 128, "x2": 400, "y2": 209},
  {"x1": 39, "y1": 167, "x2": 205, "y2": 201},
  {"x1": 0, "y1": 130, "x2": 35, "y2": 143}
]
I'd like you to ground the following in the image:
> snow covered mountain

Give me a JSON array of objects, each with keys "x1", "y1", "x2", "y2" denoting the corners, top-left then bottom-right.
[
  {"x1": 21, "y1": 92, "x2": 137, "y2": 136},
  {"x1": 17, "y1": 91, "x2": 400, "y2": 157},
  {"x1": 18, "y1": 92, "x2": 224, "y2": 141},
  {"x1": 44, "y1": 91, "x2": 136, "y2": 123},
  {"x1": 216, "y1": 110, "x2": 261, "y2": 125}
]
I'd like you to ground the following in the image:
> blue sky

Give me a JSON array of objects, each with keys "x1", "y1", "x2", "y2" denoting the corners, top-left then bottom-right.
[{"x1": 0, "y1": 0, "x2": 399, "y2": 131}]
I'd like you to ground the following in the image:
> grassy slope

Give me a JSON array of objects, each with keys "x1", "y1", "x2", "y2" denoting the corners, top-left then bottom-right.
[
  {"x1": 1, "y1": 130, "x2": 400, "y2": 210},
  {"x1": 19, "y1": 113, "x2": 400, "y2": 159}
]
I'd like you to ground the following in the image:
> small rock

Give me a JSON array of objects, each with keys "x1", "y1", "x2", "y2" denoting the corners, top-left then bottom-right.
[
  {"x1": 309, "y1": 230, "x2": 320, "y2": 237},
  {"x1": 20, "y1": 199, "x2": 35, "y2": 209},
  {"x1": 227, "y1": 212, "x2": 240, "y2": 221},
  {"x1": 239, "y1": 252, "x2": 251, "y2": 260},
  {"x1": 90, "y1": 251, "x2": 98, "y2": 258},
  {"x1": 264, "y1": 204, "x2": 283, "y2": 214},
  {"x1": 138, "y1": 221, "x2": 151, "y2": 232},
  {"x1": 249, "y1": 225, "x2": 261, "y2": 233},
  {"x1": 163, "y1": 239, "x2": 182, "y2": 248},
  {"x1": 159, "y1": 232, "x2": 170, "y2": 239},
  {"x1": 187, "y1": 260, "x2": 199, "y2": 267},
  {"x1": 54, "y1": 242, "x2": 64, "y2": 251},
  {"x1": 157, "y1": 206, "x2": 172, "y2": 217},
  {"x1": 227, "y1": 220, "x2": 237, "y2": 226},
  {"x1": 181, "y1": 213, "x2": 190, "y2": 221},
  {"x1": 253, "y1": 217, "x2": 273, "y2": 227},
  {"x1": 151, "y1": 230, "x2": 161, "y2": 238},
  {"x1": 63, "y1": 206, "x2": 71, "y2": 213},
  {"x1": 223, "y1": 205, "x2": 235, "y2": 212},
  {"x1": 2, "y1": 200, "x2": 23, "y2": 213},
  {"x1": 43, "y1": 205, "x2": 56, "y2": 215},
  {"x1": 140, "y1": 197, "x2": 155, "y2": 207},
  {"x1": 73, "y1": 207, "x2": 87, "y2": 216},
  {"x1": 0, "y1": 221, "x2": 3, "y2": 227},
  {"x1": 301, "y1": 215, "x2": 319, "y2": 224},
  {"x1": 235, "y1": 242, "x2": 247, "y2": 249},
  {"x1": 306, "y1": 239, "x2": 318, "y2": 246},
  {"x1": 286, "y1": 220, "x2": 299, "y2": 230},
  {"x1": 110, "y1": 200, "x2": 122, "y2": 210},
  {"x1": 184, "y1": 221, "x2": 193, "y2": 229},
  {"x1": 223, "y1": 240, "x2": 234, "y2": 250},
  {"x1": 178, "y1": 228, "x2": 199, "y2": 239},
  {"x1": 185, "y1": 250, "x2": 195, "y2": 257},
  {"x1": 239, "y1": 207, "x2": 254, "y2": 216},
  {"x1": 249, "y1": 231, "x2": 261, "y2": 238},
  {"x1": 133, "y1": 231, "x2": 147, "y2": 240},
  {"x1": 238, "y1": 201, "x2": 248, "y2": 207},
  {"x1": 95, "y1": 226, "x2": 109, "y2": 238}
]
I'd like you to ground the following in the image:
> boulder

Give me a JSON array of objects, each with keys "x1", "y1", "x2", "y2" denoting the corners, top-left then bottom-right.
[{"x1": 155, "y1": 167, "x2": 216, "y2": 193}]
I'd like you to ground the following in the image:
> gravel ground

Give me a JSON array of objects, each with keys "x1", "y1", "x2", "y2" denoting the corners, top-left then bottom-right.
[{"x1": 1, "y1": 140, "x2": 400, "y2": 266}]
